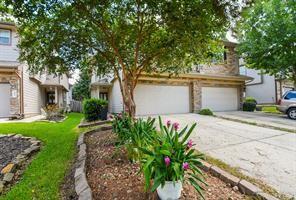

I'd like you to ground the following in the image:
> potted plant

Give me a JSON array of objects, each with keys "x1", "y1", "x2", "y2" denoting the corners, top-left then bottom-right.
[{"x1": 139, "y1": 117, "x2": 206, "y2": 200}]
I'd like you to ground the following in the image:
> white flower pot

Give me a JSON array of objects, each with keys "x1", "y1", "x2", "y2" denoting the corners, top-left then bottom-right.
[{"x1": 157, "y1": 181, "x2": 182, "y2": 200}]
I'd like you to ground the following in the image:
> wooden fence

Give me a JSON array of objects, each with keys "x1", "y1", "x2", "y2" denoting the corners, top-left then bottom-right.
[{"x1": 70, "y1": 100, "x2": 83, "y2": 113}]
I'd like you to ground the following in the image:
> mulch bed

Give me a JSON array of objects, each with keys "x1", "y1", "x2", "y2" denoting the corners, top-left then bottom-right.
[
  {"x1": 0, "y1": 135, "x2": 31, "y2": 174},
  {"x1": 85, "y1": 130, "x2": 248, "y2": 200}
]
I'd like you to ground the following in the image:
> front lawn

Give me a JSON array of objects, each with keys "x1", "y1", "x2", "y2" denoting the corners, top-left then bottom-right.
[{"x1": 0, "y1": 113, "x2": 83, "y2": 200}]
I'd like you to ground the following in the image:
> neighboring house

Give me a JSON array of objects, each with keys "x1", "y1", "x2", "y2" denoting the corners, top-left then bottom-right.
[
  {"x1": 0, "y1": 21, "x2": 69, "y2": 118},
  {"x1": 240, "y1": 63, "x2": 295, "y2": 104},
  {"x1": 91, "y1": 41, "x2": 252, "y2": 116}
]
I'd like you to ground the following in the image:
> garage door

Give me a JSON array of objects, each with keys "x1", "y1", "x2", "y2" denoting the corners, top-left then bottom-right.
[
  {"x1": 134, "y1": 84, "x2": 190, "y2": 116},
  {"x1": 202, "y1": 87, "x2": 238, "y2": 111},
  {"x1": 0, "y1": 83, "x2": 10, "y2": 117}
]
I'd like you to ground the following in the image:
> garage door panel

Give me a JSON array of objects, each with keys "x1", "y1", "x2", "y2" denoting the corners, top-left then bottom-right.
[
  {"x1": 134, "y1": 84, "x2": 190, "y2": 116},
  {"x1": 0, "y1": 83, "x2": 10, "y2": 117},
  {"x1": 202, "y1": 87, "x2": 238, "y2": 111}
]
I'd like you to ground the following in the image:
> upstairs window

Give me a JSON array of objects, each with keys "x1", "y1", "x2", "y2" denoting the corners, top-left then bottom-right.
[{"x1": 0, "y1": 29, "x2": 11, "y2": 45}]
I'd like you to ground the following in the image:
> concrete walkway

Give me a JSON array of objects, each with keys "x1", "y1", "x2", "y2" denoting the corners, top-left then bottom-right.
[
  {"x1": 215, "y1": 111, "x2": 296, "y2": 132},
  {"x1": 158, "y1": 114, "x2": 296, "y2": 197},
  {"x1": 0, "y1": 115, "x2": 45, "y2": 123}
]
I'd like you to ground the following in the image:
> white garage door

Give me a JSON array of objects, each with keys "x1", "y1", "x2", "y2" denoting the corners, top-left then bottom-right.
[
  {"x1": 0, "y1": 83, "x2": 10, "y2": 117},
  {"x1": 134, "y1": 84, "x2": 190, "y2": 116},
  {"x1": 202, "y1": 87, "x2": 238, "y2": 111}
]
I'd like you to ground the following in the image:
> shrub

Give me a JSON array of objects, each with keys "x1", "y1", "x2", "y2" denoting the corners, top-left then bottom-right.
[
  {"x1": 245, "y1": 97, "x2": 257, "y2": 104},
  {"x1": 126, "y1": 117, "x2": 157, "y2": 161},
  {"x1": 83, "y1": 98, "x2": 108, "y2": 121},
  {"x1": 139, "y1": 117, "x2": 205, "y2": 197},
  {"x1": 112, "y1": 113, "x2": 133, "y2": 144},
  {"x1": 198, "y1": 108, "x2": 213, "y2": 116},
  {"x1": 43, "y1": 104, "x2": 60, "y2": 120},
  {"x1": 112, "y1": 113, "x2": 157, "y2": 161},
  {"x1": 243, "y1": 102, "x2": 256, "y2": 112}
]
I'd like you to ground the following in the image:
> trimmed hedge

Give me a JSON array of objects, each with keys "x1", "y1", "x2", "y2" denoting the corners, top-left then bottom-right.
[
  {"x1": 243, "y1": 102, "x2": 256, "y2": 112},
  {"x1": 245, "y1": 97, "x2": 257, "y2": 104},
  {"x1": 83, "y1": 98, "x2": 108, "y2": 121},
  {"x1": 198, "y1": 108, "x2": 214, "y2": 116}
]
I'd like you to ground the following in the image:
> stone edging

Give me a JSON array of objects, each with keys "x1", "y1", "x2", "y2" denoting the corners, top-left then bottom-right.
[
  {"x1": 201, "y1": 161, "x2": 279, "y2": 200},
  {"x1": 74, "y1": 125, "x2": 113, "y2": 200},
  {"x1": 0, "y1": 134, "x2": 41, "y2": 194}
]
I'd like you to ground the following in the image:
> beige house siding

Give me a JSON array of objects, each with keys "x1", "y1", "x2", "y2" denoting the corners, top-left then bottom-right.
[
  {"x1": 110, "y1": 80, "x2": 124, "y2": 113},
  {"x1": 0, "y1": 28, "x2": 19, "y2": 62},
  {"x1": 22, "y1": 65, "x2": 44, "y2": 117}
]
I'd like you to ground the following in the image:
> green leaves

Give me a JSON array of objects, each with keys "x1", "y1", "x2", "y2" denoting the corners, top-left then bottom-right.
[
  {"x1": 237, "y1": 0, "x2": 296, "y2": 85},
  {"x1": 139, "y1": 117, "x2": 205, "y2": 197}
]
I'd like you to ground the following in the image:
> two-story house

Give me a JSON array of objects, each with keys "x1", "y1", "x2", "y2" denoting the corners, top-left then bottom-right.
[
  {"x1": 91, "y1": 41, "x2": 252, "y2": 116},
  {"x1": 0, "y1": 21, "x2": 70, "y2": 118}
]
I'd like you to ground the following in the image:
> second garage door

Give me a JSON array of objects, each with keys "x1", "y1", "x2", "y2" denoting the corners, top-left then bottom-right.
[
  {"x1": 202, "y1": 87, "x2": 238, "y2": 111},
  {"x1": 134, "y1": 84, "x2": 190, "y2": 116},
  {"x1": 0, "y1": 83, "x2": 10, "y2": 118}
]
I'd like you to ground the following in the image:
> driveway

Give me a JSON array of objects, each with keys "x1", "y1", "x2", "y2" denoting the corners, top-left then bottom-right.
[
  {"x1": 158, "y1": 114, "x2": 296, "y2": 197},
  {"x1": 215, "y1": 111, "x2": 296, "y2": 132}
]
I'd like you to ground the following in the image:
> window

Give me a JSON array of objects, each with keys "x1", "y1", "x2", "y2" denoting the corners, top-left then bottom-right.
[
  {"x1": 284, "y1": 91, "x2": 296, "y2": 100},
  {"x1": 0, "y1": 29, "x2": 11, "y2": 45}
]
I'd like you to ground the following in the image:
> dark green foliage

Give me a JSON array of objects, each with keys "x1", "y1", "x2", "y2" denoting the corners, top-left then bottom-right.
[
  {"x1": 243, "y1": 102, "x2": 256, "y2": 112},
  {"x1": 198, "y1": 108, "x2": 214, "y2": 116},
  {"x1": 83, "y1": 98, "x2": 108, "y2": 121},
  {"x1": 72, "y1": 70, "x2": 91, "y2": 101},
  {"x1": 139, "y1": 117, "x2": 205, "y2": 198},
  {"x1": 237, "y1": 0, "x2": 296, "y2": 87},
  {"x1": 4, "y1": 0, "x2": 249, "y2": 116},
  {"x1": 112, "y1": 113, "x2": 134, "y2": 144}
]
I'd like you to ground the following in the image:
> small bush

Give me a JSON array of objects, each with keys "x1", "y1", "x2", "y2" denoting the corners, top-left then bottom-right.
[
  {"x1": 199, "y1": 108, "x2": 213, "y2": 116},
  {"x1": 243, "y1": 102, "x2": 256, "y2": 112},
  {"x1": 112, "y1": 113, "x2": 133, "y2": 144},
  {"x1": 245, "y1": 97, "x2": 257, "y2": 104},
  {"x1": 43, "y1": 104, "x2": 61, "y2": 120},
  {"x1": 83, "y1": 98, "x2": 108, "y2": 121}
]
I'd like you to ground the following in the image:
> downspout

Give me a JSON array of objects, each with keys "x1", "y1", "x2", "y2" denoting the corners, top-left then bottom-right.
[{"x1": 275, "y1": 79, "x2": 278, "y2": 103}]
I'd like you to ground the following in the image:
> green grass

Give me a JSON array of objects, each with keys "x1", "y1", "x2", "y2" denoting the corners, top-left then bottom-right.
[
  {"x1": 0, "y1": 113, "x2": 83, "y2": 200},
  {"x1": 260, "y1": 105, "x2": 281, "y2": 114}
]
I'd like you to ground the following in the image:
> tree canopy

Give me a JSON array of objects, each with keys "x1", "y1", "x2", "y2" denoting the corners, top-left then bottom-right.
[
  {"x1": 236, "y1": 0, "x2": 296, "y2": 87},
  {"x1": 4, "y1": 0, "x2": 248, "y2": 116}
]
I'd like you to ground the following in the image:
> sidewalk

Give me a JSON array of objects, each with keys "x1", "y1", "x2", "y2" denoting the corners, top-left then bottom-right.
[{"x1": 0, "y1": 115, "x2": 45, "y2": 123}]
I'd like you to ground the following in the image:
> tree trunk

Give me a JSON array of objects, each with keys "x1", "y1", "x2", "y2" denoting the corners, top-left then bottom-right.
[{"x1": 121, "y1": 74, "x2": 137, "y2": 118}]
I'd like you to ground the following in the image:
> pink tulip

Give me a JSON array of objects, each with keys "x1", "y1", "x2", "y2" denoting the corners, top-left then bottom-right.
[
  {"x1": 187, "y1": 139, "x2": 193, "y2": 149},
  {"x1": 166, "y1": 120, "x2": 171, "y2": 127},
  {"x1": 182, "y1": 162, "x2": 189, "y2": 170},
  {"x1": 164, "y1": 156, "x2": 171, "y2": 166},
  {"x1": 173, "y1": 122, "x2": 179, "y2": 131}
]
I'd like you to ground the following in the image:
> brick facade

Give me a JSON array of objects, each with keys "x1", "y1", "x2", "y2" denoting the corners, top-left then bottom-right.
[
  {"x1": 199, "y1": 46, "x2": 239, "y2": 76},
  {"x1": 0, "y1": 72, "x2": 21, "y2": 117}
]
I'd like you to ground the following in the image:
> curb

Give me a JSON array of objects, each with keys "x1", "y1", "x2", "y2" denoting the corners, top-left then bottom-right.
[
  {"x1": 216, "y1": 116, "x2": 295, "y2": 134},
  {"x1": 201, "y1": 160, "x2": 279, "y2": 200},
  {"x1": 74, "y1": 125, "x2": 112, "y2": 200}
]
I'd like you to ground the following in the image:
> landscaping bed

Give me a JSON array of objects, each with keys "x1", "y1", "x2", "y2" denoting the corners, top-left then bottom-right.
[
  {"x1": 85, "y1": 130, "x2": 248, "y2": 200},
  {"x1": 0, "y1": 134, "x2": 41, "y2": 194}
]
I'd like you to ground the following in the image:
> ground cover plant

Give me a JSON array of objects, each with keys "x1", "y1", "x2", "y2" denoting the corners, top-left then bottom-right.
[{"x1": 0, "y1": 113, "x2": 82, "y2": 200}]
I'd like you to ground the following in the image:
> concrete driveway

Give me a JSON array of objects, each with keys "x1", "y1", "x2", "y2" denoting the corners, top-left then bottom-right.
[
  {"x1": 215, "y1": 111, "x2": 296, "y2": 132},
  {"x1": 158, "y1": 114, "x2": 296, "y2": 197}
]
